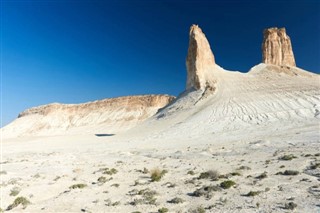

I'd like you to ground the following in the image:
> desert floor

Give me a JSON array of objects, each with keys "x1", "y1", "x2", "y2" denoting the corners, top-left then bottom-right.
[{"x1": 1, "y1": 122, "x2": 320, "y2": 213}]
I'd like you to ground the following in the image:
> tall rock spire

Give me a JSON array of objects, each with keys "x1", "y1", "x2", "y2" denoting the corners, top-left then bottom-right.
[
  {"x1": 186, "y1": 25, "x2": 216, "y2": 90},
  {"x1": 262, "y1": 27, "x2": 296, "y2": 67}
]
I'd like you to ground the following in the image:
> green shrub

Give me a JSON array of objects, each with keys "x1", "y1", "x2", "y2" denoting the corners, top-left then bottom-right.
[
  {"x1": 150, "y1": 168, "x2": 167, "y2": 182},
  {"x1": 187, "y1": 170, "x2": 195, "y2": 175},
  {"x1": 192, "y1": 185, "x2": 220, "y2": 199},
  {"x1": 279, "y1": 154, "x2": 297, "y2": 161},
  {"x1": 198, "y1": 170, "x2": 219, "y2": 180},
  {"x1": 277, "y1": 170, "x2": 299, "y2": 176},
  {"x1": 10, "y1": 187, "x2": 21, "y2": 196},
  {"x1": 284, "y1": 202, "x2": 297, "y2": 210},
  {"x1": 7, "y1": 197, "x2": 31, "y2": 210},
  {"x1": 255, "y1": 172, "x2": 267, "y2": 180},
  {"x1": 244, "y1": 191, "x2": 261, "y2": 196},
  {"x1": 220, "y1": 180, "x2": 236, "y2": 189},
  {"x1": 111, "y1": 183, "x2": 120, "y2": 187},
  {"x1": 69, "y1": 183, "x2": 87, "y2": 189},
  {"x1": 168, "y1": 197, "x2": 184, "y2": 204},
  {"x1": 158, "y1": 207, "x2": 169, "y2": 213}
]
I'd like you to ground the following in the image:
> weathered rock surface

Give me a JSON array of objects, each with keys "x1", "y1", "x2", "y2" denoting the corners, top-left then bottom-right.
[
  {"x1": 262, "y1": 27, "x2": 296, "y2": 67},
  {"x1": 186, "y1": 25, "x2": 217, "y2": 91},
  {"x1": 2, "y1": 95, "x2": 175, "y2": 137}
]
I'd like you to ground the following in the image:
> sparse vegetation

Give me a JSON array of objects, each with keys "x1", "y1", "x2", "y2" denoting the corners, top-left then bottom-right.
[
  {"x1": 69, "y1": 183, "x2": 87, "y2": 189},
  {"x1": 284, "y1": 202, "x2": 297, "y2": 210},
  {"x1": 256, "y1": 172, "x2": 267, "y2": 180},
  {"x1": 279, "y1": 154, "x2": 297, "y2": 161},
  {"x1": 105, "y1": 199, "x2": 120, "y2": 206},
  {"x1": 103, "y1": 168, "x2": 118, "y2": 175},
  {"x1": 277, "y1": 170, "x2": 299, "y2": 176},
  {"x1": 230, "y1": 172, "x2": 241, "y2": 176},
  {"x1": 7, "y1": 197, "x2": 31, "y2": 210},
  {"x1": 168, "y1": 197, "x2": 184, "y2": 204},
  {"x1": 244, "y1": 191, "x2": 261, "y2": 197},
  {"x1": 189, "y1": 206, "x2": 206, "y2": 213},
  {"x1": 10, "y1": 187, "x2": 21, "y2": 196},
  {"x1": 97, "y1": 176, "x2": 110, "y2": 184},
  {"x1": 192, "y1": 185, "x2": 221, "y2": 199},
  {"x1": 309, "y1": 162, "x2": 320, "y2": 170},
  {"x1": 198, "y1": 170, "x2": 219, "y2": 180},
  {"x1": 158, "y1": 207, "x2": 169, "y2": 213},
  {"x1": 129, "y1": 188, "x2": 157, "y2": 205},
  {"x1": 150, "y1": 168, "x2": 167, "y2": 182},
  {"x1": 238, "y1": 166, "x2": 251, "y2": 170},
  {"x1": 111, "y1": 183, "x2": 120, "y2": 188},
  {"x1": 220, "y1": 180, "x2": 236, "y2": 189},
  {"x1": 187, "y1": 170, "x2": 195, "y2": 175}
]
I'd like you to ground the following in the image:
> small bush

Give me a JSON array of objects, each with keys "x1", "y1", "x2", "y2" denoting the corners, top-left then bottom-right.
[
  {"x1": 187, "y1": 170, "x2": 195, "y2": 175},
  {"x1": 244, "y1": 191, "x2": 261, "y2": 197},
  {"x1": 192, "y1": 185, "x2": 220, "y2": 199},
  {"x1": 158, "y1": 207, "x2": 169, "y2": 213},
  {"x1": 277, "y1": 170, "x2": 299, "y2": 176},
  {"x1": 129, "y1": 188, "x2": 157, "y2": 206},
  {"x1": 69, "y1": 183, "x2": 87, "y2": 189},
  {"x1": 255, "y1": 172, "x2": 267, "y2": 180},
  {"x1": 7, "y1": 197, "x2": 31, "y2": 210},
  {"x1": 238, "y1": 166, "x2": 251, "y2": 170},
  {"x1": 168, "y1": 197, "x2": 184, "y2": 204},
  {"x1": 284, "y1": 202, "x2": 297, "y2": 210},
  {"x1": 190, "y1": 206, "x2": 206, "y2": 213},
  {"x1": 230, "y1": 172, "x2": 241, "y2": 176},
  {"x1": 198, "y1": 170, "x2": 219, "y2": 180},
  {"x1": 220, "y1": 180, "x2": 236, "y2": 189},
  {"x1": 103, "y1": 168, "x2": 118, "y2": 175},
  {"x1": 279, "y1": 154, "x2": 297, "y2": 161},
  {"x1": 150, "y1": 168, "x2": 167, "y2": 182},
  {"x1": 105, "y1": 199, "x2": 120, "y2": 206},
  {"x1": 97, "y1": 176, "x2": 109, "y2": 184},
  {"x1": 309, "y1": 162, "x2": 320, "y2": 170},
  {"x1": 111, "y1": 183, "x2": 120, "y2": 188},
  {"x1": 10, "y1": 187, "x2": 21, "y2": 196}
]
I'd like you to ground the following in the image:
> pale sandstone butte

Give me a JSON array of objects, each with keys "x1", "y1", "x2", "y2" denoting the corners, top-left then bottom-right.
[
  {"x1": 186, "y1": 24, "x2": 217, "y2": 90},
  {"x1": 262, "y1": 27, "x2": 296, "y2": 67},
  {"x1": 2, "y1": 95, "x2": 175, "y2": 137}
]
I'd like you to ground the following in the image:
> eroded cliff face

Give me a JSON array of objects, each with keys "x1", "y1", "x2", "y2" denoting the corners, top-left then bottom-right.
[
  {"x1": 262, "y1": 27, "x2": 296, "y2": 67},
  {"x1": 186, "y1": 25, "x2": 217, "y2": 91},
  {"x1": 2, "y1": 95, "x2": 175, "y2": 137}
]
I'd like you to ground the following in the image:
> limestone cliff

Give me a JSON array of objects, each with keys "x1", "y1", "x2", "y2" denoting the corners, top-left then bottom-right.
[
  {"x1": 2, "y1": 95, "x2": 175, "y2": 138},
  {"x1": 262, "y1": 27, "x2": 296, "y2": 67},
  {"x1": 186, "y1": 25, "x2": 217, "y2": 91}
]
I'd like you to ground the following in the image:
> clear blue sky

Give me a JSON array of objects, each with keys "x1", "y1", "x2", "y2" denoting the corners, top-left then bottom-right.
[{"x1": 1, "y1": 0, "x2": 320, "y2": 127}]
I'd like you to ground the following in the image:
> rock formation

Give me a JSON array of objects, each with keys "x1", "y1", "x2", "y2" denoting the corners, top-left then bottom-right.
[
  {"x1": 262, "y1": 27, "x2": 296, "y2": 67},
  {"x1": 186, "y1": 25, "x2": 217, "y2": 90},
  {"x1": 2, "y1": 95, "x2": 175, "y2": 138}
]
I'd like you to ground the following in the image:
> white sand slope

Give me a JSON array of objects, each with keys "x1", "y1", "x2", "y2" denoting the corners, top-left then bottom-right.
[{"x1": 127, "y1": 64, "x2": 319, "y2": 141}]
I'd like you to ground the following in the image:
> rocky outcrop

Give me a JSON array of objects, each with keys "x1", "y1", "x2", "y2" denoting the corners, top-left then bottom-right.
[
  {"x1": 262, "y1": 27, "x2": 296, "y2": 67},
  {"x1": 186, "y1": 25, "x2": 217, "y2": 91},
  {"x1": 2, "y1": 95, "x2": 175, "y2": 137}
]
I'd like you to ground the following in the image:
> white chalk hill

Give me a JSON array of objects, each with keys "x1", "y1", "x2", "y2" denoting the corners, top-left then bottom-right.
[{"x1": 127, "y1": 25, "x2": 320, "y2": 140}]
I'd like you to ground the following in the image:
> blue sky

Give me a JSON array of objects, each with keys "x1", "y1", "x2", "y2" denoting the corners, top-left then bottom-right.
[{"x1": 1, "y1": 0, "x2": 320, "y2": 127}]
